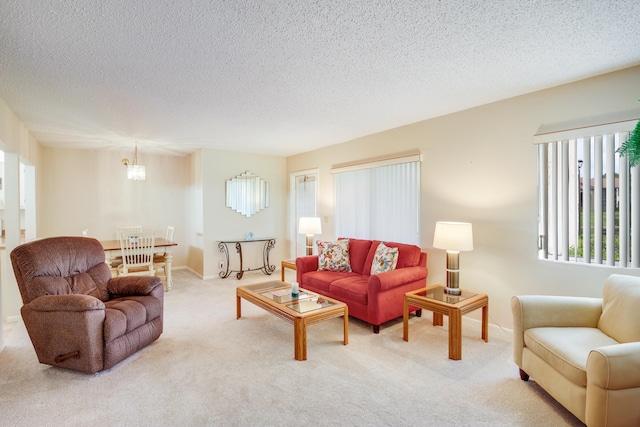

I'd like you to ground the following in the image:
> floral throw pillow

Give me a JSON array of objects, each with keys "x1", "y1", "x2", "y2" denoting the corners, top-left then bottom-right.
[
  {"x1": 317, "y1": 240, "x2": 352, "y2": 272},
  {"x1": 370, "y1": 242, "x2": 399, "y2": 275}
]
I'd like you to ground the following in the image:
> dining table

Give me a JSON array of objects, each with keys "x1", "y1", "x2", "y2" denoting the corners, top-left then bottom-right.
[{"x1": 99, "y1": 238, "x2": 178, "y2": 291}]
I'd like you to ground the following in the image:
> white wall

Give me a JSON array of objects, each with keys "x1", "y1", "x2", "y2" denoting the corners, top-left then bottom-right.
[{"x1": 286, "y1": 65, "x2": 640, "y2": 330}]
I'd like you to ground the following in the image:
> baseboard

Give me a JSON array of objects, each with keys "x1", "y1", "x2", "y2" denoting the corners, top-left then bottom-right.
[{"x1": 6, "y1": 315, "x2": 20, "y2": 323}]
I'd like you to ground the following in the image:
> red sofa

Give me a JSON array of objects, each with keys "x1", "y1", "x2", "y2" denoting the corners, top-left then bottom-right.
[{"x1": 296, "y1": 238, "x2": 427, "y2": 333}]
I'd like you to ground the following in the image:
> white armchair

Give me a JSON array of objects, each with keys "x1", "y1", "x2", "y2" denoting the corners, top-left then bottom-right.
[{"x1": 512, "y1": 274, "x2": 640, "y2": 427}]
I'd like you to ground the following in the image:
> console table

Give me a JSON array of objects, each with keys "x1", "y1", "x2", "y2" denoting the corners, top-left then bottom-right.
[{"x1": 218, "y1": 238, "x2": 276, "y2": 279}]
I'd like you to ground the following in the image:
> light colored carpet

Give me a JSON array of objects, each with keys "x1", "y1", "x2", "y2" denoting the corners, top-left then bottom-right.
[{"x1": 0, "y1": 269, "x2": 583, "y2": 426}]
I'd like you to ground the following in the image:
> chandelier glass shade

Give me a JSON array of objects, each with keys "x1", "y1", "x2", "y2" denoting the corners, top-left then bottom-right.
[{"x1": 125, "y1": 145, "x2": 145, "y2": 181}]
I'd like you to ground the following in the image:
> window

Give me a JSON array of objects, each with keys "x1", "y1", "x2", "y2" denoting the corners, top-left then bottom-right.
[
  {"x1": 536, "y1": 118, "x2": 640, "y2": 267},
  {"x1": 332, "y1": 153, "x2": 420, "y2": 245}
]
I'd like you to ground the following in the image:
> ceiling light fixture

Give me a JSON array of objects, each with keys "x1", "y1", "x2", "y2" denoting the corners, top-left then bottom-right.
[{"x1": 122, "y1": 144, "x2": 146, "y2": 181}]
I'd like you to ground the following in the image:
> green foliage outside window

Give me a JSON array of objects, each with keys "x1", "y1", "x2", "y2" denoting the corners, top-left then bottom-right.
[{"x1": 616, "y1": 101, "x2": 640, "y2": 167}]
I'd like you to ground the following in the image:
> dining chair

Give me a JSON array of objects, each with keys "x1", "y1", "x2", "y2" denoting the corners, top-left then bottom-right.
[
  {"x1": 111, "y1": 226, "x2": 143, "y2": 270},
  {"x1": 117, "y1": 225, "x2": 143, "y2": 239},
  {"x1": 154, "y1": 226, "x2": 175, "y2": 289},
  {"x1": 118, "y1": 231, "x2": 156, "y2": 277}
]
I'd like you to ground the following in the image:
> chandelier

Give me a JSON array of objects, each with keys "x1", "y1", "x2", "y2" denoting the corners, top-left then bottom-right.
[{"x1": 122, "y1": 144, "x2": 146, "y2": 181}]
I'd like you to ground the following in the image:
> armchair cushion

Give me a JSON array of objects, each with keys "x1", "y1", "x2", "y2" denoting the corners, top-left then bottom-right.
[
  {"x1": 598, "y1": 274, "x2": 640, "y2": 343},
  {"x1": 525, "y1": 327, "x2": 618, "y2": 387}
]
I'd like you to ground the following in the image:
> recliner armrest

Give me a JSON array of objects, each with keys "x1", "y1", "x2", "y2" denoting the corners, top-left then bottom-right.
[
  {"x1": 25, "y1": 294, "x2": 105, "y2": 312},
  {"x1": 108, "y1": 276, "x2": 163, "y2": 296}
]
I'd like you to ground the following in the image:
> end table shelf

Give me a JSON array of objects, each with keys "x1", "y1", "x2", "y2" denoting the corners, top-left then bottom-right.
[{"x1": 403, "y1": 284, "x2": 488, "y2": 360}]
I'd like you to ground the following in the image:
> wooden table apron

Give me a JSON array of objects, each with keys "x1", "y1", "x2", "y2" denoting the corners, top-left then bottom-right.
[
  {"x1": 236, "y1": 285, "x2": 348, "y2": 361},
  {"x1": 403, "y1": 286, "x2": 488, "y2": 360},
  {"x1": 100, "y1": 238, "x2": 177, "y2": 290}
]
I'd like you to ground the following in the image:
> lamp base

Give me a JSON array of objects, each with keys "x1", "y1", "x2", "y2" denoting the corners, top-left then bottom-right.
[
  {"x1": 305, "y1": 235, "x2": 313, "y2": 256},
  {"x1": 445, "y1": 286, "x2": 462, "y2": 296}
]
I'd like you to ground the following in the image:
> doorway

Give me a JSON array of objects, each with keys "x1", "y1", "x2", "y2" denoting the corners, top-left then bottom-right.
[{"x1": 290, "y1": 169, "x2": 319, "y2": 257}]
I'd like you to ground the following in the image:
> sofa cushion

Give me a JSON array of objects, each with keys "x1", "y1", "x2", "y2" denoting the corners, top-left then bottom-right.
[
  {"x1": 364, "y1": 240, "x2": 421, "y2": 274},
  {"x1": 301, "y1": 271, "x2": 356, "y2": 293},
  {"x1": 384, "y1": 241, "x2": 421, "y2": 268},
  {"x1": 524, "y1": 327, "x2": 619, "y2": 387},
  {"x1": 329, "y1": 276, "x2": 369, "y2": 305},
  {"x1": 598, "y1": 274, "x2": 640, "y2": 343},
  {"x1": 317, "y1": 240, "x2": 352, "y2": 272},
  {"x1": 370, "y1": 242, "x2": 399, "y2": 275},
  {"x1": 344, "y1": 238, "x2": 373, "y2": 275}
]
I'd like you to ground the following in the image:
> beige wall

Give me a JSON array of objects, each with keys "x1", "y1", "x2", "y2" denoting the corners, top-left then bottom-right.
[
  {"x1": 38, "y1": 146, "x2": 189, "y2": 247},
  {"x1": 286, "y1": 65, "x2": 640, "y2": 330},
  {"x1": 185, "y1": 150, "x2": 204, "y2": 275},
  {"x1": 0, "y1": 97, "x2": 42, "y2": 349},
  {"x1": 2, "y1": 65, "x2": 640, "y2": 337},
  {"x1": 201, "y1": 150, "x2": 287, "y2": 279}
]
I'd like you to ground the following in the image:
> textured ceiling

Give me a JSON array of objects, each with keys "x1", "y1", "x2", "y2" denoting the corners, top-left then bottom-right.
[{"x1": 1, "y1": 1, "x2": 640, "y2": 157}]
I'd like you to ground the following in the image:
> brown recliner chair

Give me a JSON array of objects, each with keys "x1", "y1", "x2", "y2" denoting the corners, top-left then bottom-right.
[{"x1": 11, "y1": 236, "x2": 163, "y2": 374}]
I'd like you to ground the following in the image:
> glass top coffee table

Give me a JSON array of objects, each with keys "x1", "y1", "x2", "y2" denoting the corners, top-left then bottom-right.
[
  {"x1": 236, "y1": 281, "x2": 348, "y2": 361},
  {"x1": 403, "y1": 284, "x2": 489, "y2": 360}
]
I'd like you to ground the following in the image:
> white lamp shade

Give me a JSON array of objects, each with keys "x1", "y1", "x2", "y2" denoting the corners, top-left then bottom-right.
[
  {"x1": 433, "y1": 221, "x2": 473, "y2": 251},
  {"x1": 298, "y1": 217, "x2": 322, "y2": 235}
]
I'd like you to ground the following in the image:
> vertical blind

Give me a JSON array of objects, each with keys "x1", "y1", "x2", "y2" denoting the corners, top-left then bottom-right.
[
  {"x1": 536, "y1": 119, "x2": 640, "y2": 267},
  {"x1": 332, "y1": 156, "x2": 420, "y2": 245}
]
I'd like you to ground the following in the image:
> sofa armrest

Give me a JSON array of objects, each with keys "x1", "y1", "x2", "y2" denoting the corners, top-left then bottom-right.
[
  {"x1": 588, "y1": 342, "x2": 640, "y2": 390},
  {"x1": 296, "y1": 256, "x2": 319, "y2": 283},
  {"x1": 108, "y1": 276, "x2": 163, "y2": 296},
  {"x1": 25, "y1": 294, "x2": 105, "y2": 312},
  {"x1": 368, "y1": 266, "x2": 427, "y2": 292},
  {"x1": 586, "y1": 342, "x2": 640, "y2": 426},
  {"x1": 511, "y1": 295, "x2": 602, "y2": 367}
]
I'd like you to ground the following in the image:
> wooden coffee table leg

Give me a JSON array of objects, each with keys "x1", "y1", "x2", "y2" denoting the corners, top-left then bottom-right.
[
  {"x1": 294, "y1": 318, "x2": 307, "y2": 361},
  {"x1": 403, "y1": 297, "x2": 410, "y2": 341},
  {"x1": 449, "y1": 308, "x2": 462, "y2": 360},
  {"x1": 343, "y1": 308, "x2": 349, "y2": 345},
  {"x1": 236, "y1": 295, "x2": 242, "y2": 319}
]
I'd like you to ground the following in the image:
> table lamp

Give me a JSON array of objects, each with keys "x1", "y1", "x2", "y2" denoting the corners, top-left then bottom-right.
[
  {"x1": 433, "y1": 221, "x2": 473, "y2": 295},
  {"x1": 298, "y1": 217, "x2": 322, "y2": 255}
]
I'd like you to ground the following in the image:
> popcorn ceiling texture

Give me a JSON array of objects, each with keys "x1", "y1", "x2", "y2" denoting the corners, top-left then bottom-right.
[{"x1": 0, "y1": 0, "x2": 639, "y2": 156}]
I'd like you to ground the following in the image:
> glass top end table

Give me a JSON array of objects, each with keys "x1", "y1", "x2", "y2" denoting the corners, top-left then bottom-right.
[{"x1": 403, "y1": 285, "x2": 488, "y2": 360}]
